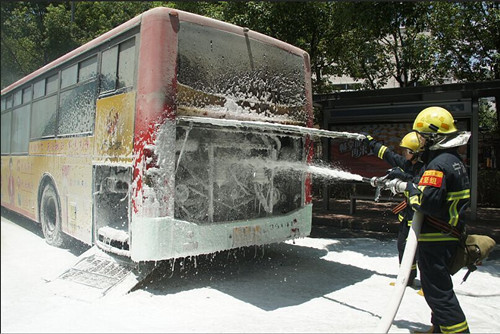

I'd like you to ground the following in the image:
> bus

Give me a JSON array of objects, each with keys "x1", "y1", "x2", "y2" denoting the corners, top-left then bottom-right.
[{"x1": 1, "y1": 7, "x2": 313, "y2": 262}]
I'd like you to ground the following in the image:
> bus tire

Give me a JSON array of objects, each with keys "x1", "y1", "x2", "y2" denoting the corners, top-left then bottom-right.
[{"x1": 40, "y1": 183, "x2": 65, "y2": 247}]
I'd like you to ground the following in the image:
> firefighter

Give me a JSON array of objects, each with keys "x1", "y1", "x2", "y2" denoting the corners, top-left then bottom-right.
[
  {"x1": 364, "y1": 131, "x2": 425, "y2": 286},
  {"x1": 406, "y1": 106, "x2": 471, "y2": 333}
]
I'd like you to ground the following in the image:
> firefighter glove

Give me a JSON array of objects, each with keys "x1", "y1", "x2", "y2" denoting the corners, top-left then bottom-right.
[
  {"x1": 361, "y1": 132, "x2": 374, "y2": 144},
  {"x1": 405, "y1": 182, "x2": 420, "y2": 197},
  {"x1": 386, "y1": 167, "x2": 413, "y2": 181}
]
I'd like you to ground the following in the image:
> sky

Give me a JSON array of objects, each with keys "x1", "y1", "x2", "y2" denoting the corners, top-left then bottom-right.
[{"x1": 2, "y1": 211, "x2": 500, "y2": 333}]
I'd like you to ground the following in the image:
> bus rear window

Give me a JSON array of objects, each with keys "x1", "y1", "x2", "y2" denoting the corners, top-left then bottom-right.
[{"x1": 177, "y1": 22, "x2": 307, "y2": 124}]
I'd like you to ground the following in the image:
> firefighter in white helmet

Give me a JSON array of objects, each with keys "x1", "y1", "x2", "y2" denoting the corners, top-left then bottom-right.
[{"x1": 406, "y1": 106, "x2": 471, "y2": 333}]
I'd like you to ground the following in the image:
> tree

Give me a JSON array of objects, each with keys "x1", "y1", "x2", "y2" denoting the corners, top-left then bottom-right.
[
  {"x1": 479, "y1": 98, "x2": 498, "y2": 132},
  {"x1": 1, "y1": 2, "x2": 51, "y2": 88},
  {"x1": 331, "y1": 2, "x2": 441, "y2": 89},
  {"x1": 429, "y1": 2, "x2": 500, "y2": 82},
  {"x1": 2, "y1": 1, "x2": 498, "y2": 92},
  {"x1": 1, "y1": 1, "x2": 156, "y2": 89},
  {"x1": 69, "y1": 1, "x2": 157, "y2": 43}
]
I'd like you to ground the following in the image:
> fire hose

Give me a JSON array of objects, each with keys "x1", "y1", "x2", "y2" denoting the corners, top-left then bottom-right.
[{"x1": 361, "y1": 176, "x2": 423, "y2": 333}]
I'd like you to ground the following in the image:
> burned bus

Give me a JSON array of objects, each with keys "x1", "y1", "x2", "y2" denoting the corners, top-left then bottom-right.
[{"x1": 1, "y1": 7, "x2": 313, "y2": 262}]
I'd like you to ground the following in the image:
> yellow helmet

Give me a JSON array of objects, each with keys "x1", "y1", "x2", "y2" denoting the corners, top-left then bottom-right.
[
  {"x1": 413, "y1": 106, "x2": 457, "y2": 134},
  {"x1": 400, "y1": 131, "x2": 422, "y2": 153}
]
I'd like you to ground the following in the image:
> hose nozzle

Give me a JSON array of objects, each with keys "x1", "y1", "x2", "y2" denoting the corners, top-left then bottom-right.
[
  {"x1": 362, "y1": 177, "x2": 372, "y2": 184},
  {"x1": 361, "y1": 175, "x2": 408, "y2": 198},
  {"x1": 362, "y1": 175, "x2": 389, "y2": 188}
]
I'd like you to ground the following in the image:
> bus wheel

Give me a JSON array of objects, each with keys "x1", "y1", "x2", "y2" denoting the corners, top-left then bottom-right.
[{"x1": 40, "y1": 183, "x2": 64, "y2": 247}]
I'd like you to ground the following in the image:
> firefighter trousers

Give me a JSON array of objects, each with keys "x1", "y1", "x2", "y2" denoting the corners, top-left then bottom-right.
[{"x1": 418, "y1": 241, "x2": 469, "y2": 333}]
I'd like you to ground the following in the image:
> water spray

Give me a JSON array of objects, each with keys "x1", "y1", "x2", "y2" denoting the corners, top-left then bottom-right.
[{"x1": 176, "y1": 113, "x2": 420, "y2": 332}]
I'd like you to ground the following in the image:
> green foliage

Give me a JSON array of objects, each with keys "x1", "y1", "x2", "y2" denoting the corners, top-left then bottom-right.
[
  {"x1": 331, "y1": 2, "x2": 441, "y2": 89},
  {"x1": 429, "y1": 2, "x2": 500, "y2": 82},
  {"x1": 1, "y1": 2, "x2": 49, "y2": 87},
  {"x1": 1, "y1": 1, "x2": 499, "y2": 93},
  {"x1": 479, "y1": 98, "x2": 498, "y2": 132},
  {"x1": 44, "y1": 4, "x2": 80, "y2": 61},
  {"x1": 1, "y1": 1, "x2": 157, "y2": 88},
  {"x1": 71, "y1": 1, "x2": 156, "y2": 43}
]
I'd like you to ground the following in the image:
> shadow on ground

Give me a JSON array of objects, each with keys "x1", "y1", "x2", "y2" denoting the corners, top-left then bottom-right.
[{"x1": 138, "y1": 242, "x2": 395, "y2": 311}]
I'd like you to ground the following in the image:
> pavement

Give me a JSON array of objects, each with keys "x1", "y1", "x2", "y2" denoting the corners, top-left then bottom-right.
[{"x1": 311, "y1": 198, "x2": 500, "y2": 243}]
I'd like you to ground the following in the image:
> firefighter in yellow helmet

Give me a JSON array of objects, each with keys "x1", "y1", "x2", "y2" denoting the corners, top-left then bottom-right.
[
  {"x1": 400, "y1": 131, "x2": 423, "y2": 159},
  {"x1": 413, "y1": 106, "x2": 458, "y2": 135},
  {"x1": 406, "y1": 106, "x2": 471, "y2": 333},
  {"x1": 364, "y1": 130, "x2": 425, "y2": 287}
]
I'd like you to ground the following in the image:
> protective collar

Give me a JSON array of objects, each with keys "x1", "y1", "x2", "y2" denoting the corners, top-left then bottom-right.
[{"x1": 428, "y1": 131, "x2": 471, "y2": 150}]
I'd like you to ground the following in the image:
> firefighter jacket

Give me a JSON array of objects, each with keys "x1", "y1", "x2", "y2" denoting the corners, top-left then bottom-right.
[
  {"x1": 370, "y1": 140, "x2": 425, "y2": 224},
  {"x1": 405, "y1": 148, "x2": 471, "y2": 242}
]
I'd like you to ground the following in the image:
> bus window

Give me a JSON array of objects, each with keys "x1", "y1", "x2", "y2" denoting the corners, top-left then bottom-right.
[
  {"x1": 61, "y1": 64, "x2": 78, "y2": 89},
  {"x1": 13, "y1": 91, "x2": 22, "y2": 107},
  {"x1": 58, "y1": 56, "x2": 98, "y2": 136},
  {"x1": 11, "y1": 105, "x2": 30, "y2": 154},
  {"x1": 58, "y1": 82, "x2": 97, "y2": 136},
  {"x1": 79, "y1": 56, "x2": 98, "y2": 82},
  {"x1": 31, "y1": 95, "x2": 57, "y2": 138},
  {"x1": 5, "y1": 95, "x2": 13, "y2": 109},
  {"x1": 33, "y1": 80, "x2": 45, "y2": 99},
  {"x1": 46, "y1": 74, "x2": 58, "y2": 95},
  {"x1": 22, "y1": 87, "x2": 32, "y2": 104},
  {"x1": 100, "y1": 46, "x2": 118, "y2": 92},
  {"x1": 117, "y1": 38, "x2": 135, "y2": 89},
  {"x1": 1, "y1": 97, "x2": 5, "y2": 111},
  {"x1": 1, "y1": 111, "x2": 11, "y2": 153}
]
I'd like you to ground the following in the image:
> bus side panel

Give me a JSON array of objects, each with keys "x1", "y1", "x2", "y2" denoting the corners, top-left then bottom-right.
[
  {"x1": 58, "y1": 155, "x2": 93, "y2": 243},
  {"x1": 1, "y1": 156, "x2": 37, "y2": 220},
  {"x1": 30, "y1": 138, "x2": 94, "y2": 245},
  {"x1": 94, "y1": 92, "x2": 136, "y2": 162},
  {"x1": 92, "y1": 92, "x2": 136, "y2": 250},
  {"x1": 1, "y1": 140, "x2": 94, "y2": 245}
]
